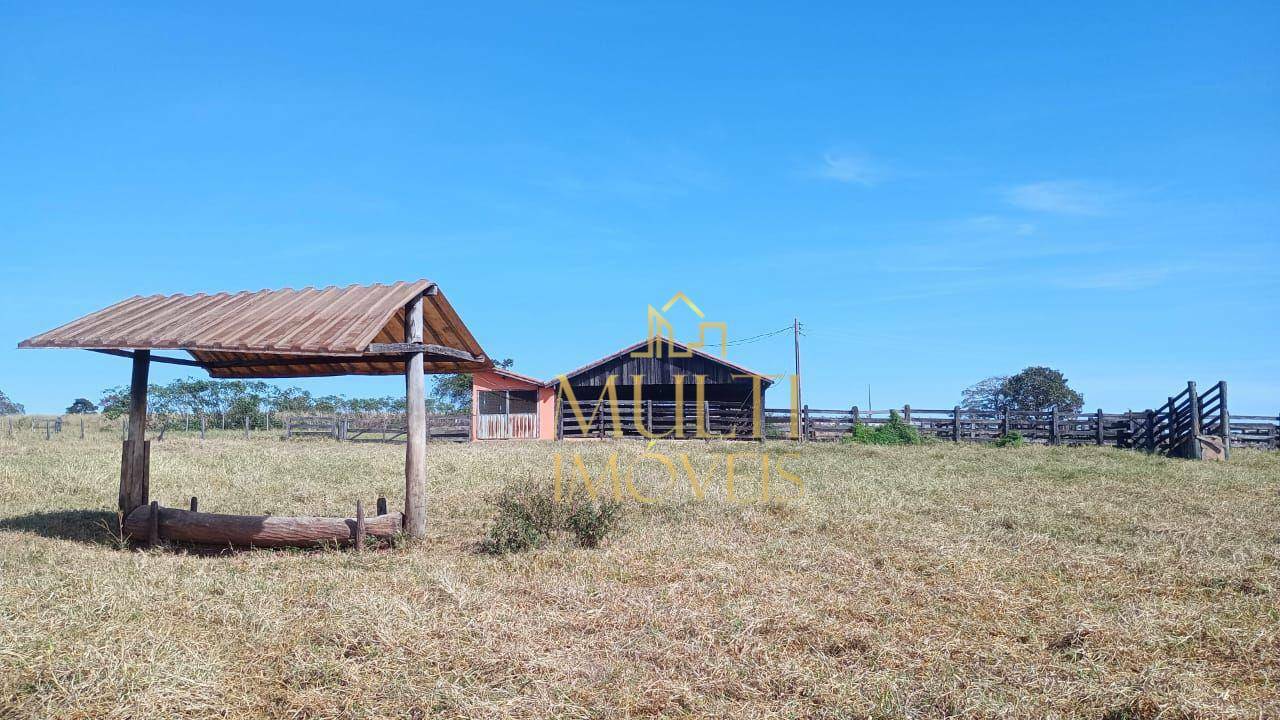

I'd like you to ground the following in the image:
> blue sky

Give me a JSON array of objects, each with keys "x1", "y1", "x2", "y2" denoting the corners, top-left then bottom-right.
[{"x1": 2, "y1": 2, "x2": 1277, "y2": 414}]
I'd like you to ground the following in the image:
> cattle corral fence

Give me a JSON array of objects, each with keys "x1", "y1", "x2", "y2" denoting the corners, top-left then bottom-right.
[{"x1": 282, "y1": 414, "x2": 470, "y2": 443}]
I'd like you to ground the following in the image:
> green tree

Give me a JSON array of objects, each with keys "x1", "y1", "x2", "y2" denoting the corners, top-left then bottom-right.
[
  {"x1": 430, "y1": 358, "x2": 513, "y2": 413},
  {"x1": 65, "y1": 398, "x2": 97, "y2": 414},
  {"x1": 0, "y1": 390, "x2": 25, "y2": 415},
  {"x1": 1002, "y1": 366, "x2": 1083, "y2": 413},
  {"x1": 961, "y1": 367, "x2": 1083, "y2": 413},
  {"x1": 98, "y1": 386, "x2": 130, "y2": 419}
]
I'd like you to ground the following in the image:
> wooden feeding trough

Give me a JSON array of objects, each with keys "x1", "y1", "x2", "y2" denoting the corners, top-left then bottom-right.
[{"x1": 18, "y1": 280, "x2": 491, "y2": 548}]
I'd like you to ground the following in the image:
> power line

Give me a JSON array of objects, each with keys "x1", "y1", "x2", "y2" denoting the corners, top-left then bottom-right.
[{"x1": 724, "y1": 325, "x2": 793, "y2": 347}]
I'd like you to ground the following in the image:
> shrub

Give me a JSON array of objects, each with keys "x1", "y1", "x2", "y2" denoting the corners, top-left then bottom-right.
[
  {"x1": 564, "y1": 498, "x2": 623, "y2": 548},
  {"x1": 845, "y1": 410, "x2": 922, "y2": 445},
  {"x1": 992, "y1": 430, "x2": 1024, "y2": 448},
  {"x1": 479, "y1": 481, "x2": 623, "y2": 554}
]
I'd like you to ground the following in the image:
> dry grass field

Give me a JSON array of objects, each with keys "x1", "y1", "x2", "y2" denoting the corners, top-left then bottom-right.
[{"x1": 1, "y1": 424, "x2": 1277, "y2": 719}]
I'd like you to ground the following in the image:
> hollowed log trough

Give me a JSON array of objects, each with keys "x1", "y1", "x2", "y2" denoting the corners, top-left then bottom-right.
[{"x1": 122, "y1": 504, "x2": 402, "y2": 548}]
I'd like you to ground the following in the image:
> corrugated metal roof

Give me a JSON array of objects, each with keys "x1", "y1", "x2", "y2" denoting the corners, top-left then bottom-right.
[
  {"x1": 18, "y1": 280, "x2": 491, "y2": 378},
  {"x1": 552, "y1": 338, "x2": 774, "y2": 386}
]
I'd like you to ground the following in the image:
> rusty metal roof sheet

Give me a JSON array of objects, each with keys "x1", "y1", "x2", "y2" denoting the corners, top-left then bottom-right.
[{"x1": 18, "y1": 280, "x2": 492, "y2": 378}]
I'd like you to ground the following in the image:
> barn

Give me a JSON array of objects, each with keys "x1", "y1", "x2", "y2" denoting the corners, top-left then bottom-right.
[{"x1": 471, "y1": 338, "x2": 773, "y2": 440}]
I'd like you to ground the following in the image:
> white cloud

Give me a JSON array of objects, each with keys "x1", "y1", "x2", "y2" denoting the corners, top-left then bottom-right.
[
  {"x1": 819, "y1": 152, "x2": 881, "y2": 185},
  {"x1": 1004, "y1": 180, "x2": 1112, "y2": 215}
]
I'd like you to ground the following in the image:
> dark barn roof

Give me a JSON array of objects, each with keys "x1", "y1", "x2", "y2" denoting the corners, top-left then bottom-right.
[
  {"x1": 554, "y1": 338, "x2": 774, "y2": 388},
  {"x1": 18, "y1": 280, "x2": 491, "y2": 378}
]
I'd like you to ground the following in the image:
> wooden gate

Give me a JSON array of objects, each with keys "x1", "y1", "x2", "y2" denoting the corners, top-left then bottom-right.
[{"x1": 477, "y1": 390, "x2": 538, "y2": 440}]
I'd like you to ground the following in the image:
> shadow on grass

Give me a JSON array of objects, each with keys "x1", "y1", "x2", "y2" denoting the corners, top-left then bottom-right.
[{"x1": 0, "y1": 509, "x2": 120, "y2": 546}]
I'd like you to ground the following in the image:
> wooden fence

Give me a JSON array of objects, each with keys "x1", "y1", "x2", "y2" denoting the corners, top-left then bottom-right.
[
  {"x1": 282, "y1": 415, "x2": 471, "y2": 443},
  {"x1": 549, "y1": 379, "x2": 1277, "y2": 457},
  {"x1": 558, "y1": 400, "x2": 760, "y2": 439}
]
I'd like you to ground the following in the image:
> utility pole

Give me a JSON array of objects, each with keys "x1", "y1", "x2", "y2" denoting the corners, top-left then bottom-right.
[{"x1": 793, "y1": 318, "x2": 802, "y2": 439}]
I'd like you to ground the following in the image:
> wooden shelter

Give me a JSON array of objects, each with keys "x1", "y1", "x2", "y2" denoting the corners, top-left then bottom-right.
[
  {"x1": 554, "y1": 338, "x2": 774, "y2": 439},
  {"x1": 18, "y1": 280, "x2": 490, "y2": 543}
]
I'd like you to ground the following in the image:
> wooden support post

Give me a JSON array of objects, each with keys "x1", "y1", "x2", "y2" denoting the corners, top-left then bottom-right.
[
  {"x1": 1049, "y1": 408, "x2": 1059, "y2": 445},
  {"x1": 284, "y1": 417, "x2": 291, "y2": 440},
  {"x1": 189, "y1": 496, "x2": 198, "y2": 512},
  {"x1": 354, "y1": 500, "x2": 366, "y2": 551},
  {"x1": 1187, "y1": 381, "x2": 1203, "y2": 460},
  {"x1": 851, "y1": 405, "x2": 860, "y2": 428},
  {"x1": 1218, "y1": 381, "x2": 1231, "y2": 461},
  {"x1": 118, "y1": 350, "x2": 151, "y2": 514},
  {"x1": 1095, "y1": 408, "x2": 1104, "y2": 446},
  {"x1": 1167, "y1": 397, "x2": 1177, "y2": 455},
  {"x1": 903, "y1": 404, "x2": 912, "y2": 425},
  {"x1": 952, "y1": 406, "x2": 961, "y2": 442},
  {"x1": 244, "y1": 415, "x2": 250, "y2": 440},
  {"x1": 185, "y1": 415, "x2": 190, "y2": 432},
  {"x1": 146, "y1": 500, "x2": 159, "y2": 546},
  {"x1": 1000, "y1": 408, "x2": 1009, "y2": 437},
  {"x1": 403, "y1": 294, "x2": 428, "y2": 539},
  {"x1": 80, "y1": 417, "x2": 85, "y2": 439},
  {"x1": 801, "y1": 404, "x2": 809, "y2": 442},
  {"x1": 45, "y1": 420, "x2": 50, "y2": 440},
  {"x1": 376, "y1": 496, "x2": 387, "y2": 516},
  {"x1": 1145, "y1": 409, "x2": 1156, "y2": 452}
]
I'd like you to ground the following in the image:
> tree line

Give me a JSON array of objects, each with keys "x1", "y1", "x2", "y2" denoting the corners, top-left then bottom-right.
[{"x1": 95, "y1": 376, "x2": 471, "y2": 424}]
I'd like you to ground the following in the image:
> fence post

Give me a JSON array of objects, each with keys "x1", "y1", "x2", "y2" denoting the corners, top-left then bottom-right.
[
  {"x1": 1144, "y1": 410, "x2": 1155, "y2": 452},
  {"x1": 354, "y1": 500, "x2": 366, "y2": 552},
  {"x1": 1049, "y1": 409, "x2": 1059, "y2": 445},
  {"x1": 244, "y1": 415, "x2": 250, "y2": 440},
  {"x1": 80, "y1": 417, "x2": 85, "y2": 439},
  {"x1": 1218, "y1": 381, "x2": 1230, "y2": 460},
  {"x1": 284, "y1": 417, "x2": 291, "y2": 440},
  {"x1": 190, "y1": 496, "x2": 198, "y2": 512},
  {"x1": 851, "y1": 406, "x2": 859, "y2": 434},
  {"x1": 1000, "y1": 408, "x2": 1009, "y2": 437},
  {"x1": 1187, "y1": 381, "x2": 1203, "y2": 459},
  {"x1": 952, "y1": 406, "x2": 961, "y2": 442},
  {"x1": 802, "y1": 404, "x2": 809, "y2": 442},
  {"x1": 1095, "y1": 408, "x2": 1104, "y2": 446},
  {"x1": 45, "y1": 420, "x2": 51, "y2": 440},
  {"x1": 200, "y1": 415, "x2": 206, "y2": 440},
  {"x1": 903, "y1": 404, "x2": 912, "y2": 425}
]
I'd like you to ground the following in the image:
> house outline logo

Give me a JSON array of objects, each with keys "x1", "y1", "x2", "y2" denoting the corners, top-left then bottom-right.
[{"x1": 632, "y1": 292, "x2": 727, "y2": 359}]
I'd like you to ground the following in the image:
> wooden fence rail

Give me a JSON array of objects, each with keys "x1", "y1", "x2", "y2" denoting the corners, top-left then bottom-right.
[{"x1": 282, "y1": 414, "x2": 471, "y2": 443}]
